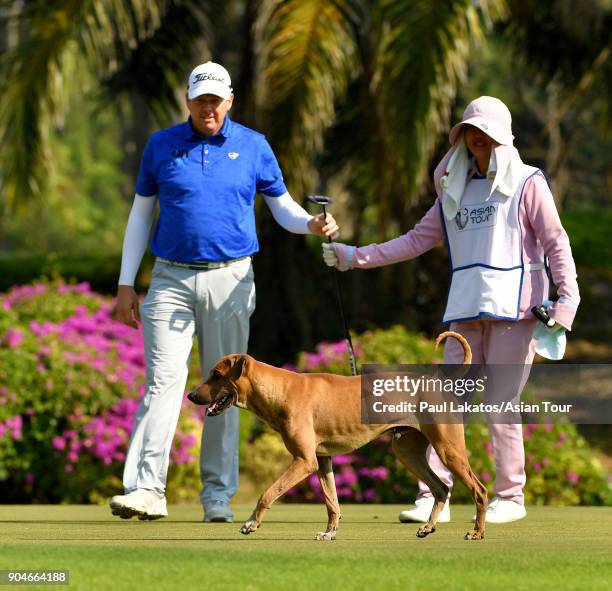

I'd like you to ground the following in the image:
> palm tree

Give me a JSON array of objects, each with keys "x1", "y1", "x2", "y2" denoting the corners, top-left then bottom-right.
[
  {"x1": 0, "y1": 0, "x2": 215, "y2": 211},
  {"x1": 258, "y1": 0, "x2": 508, "y2": 240},
  {"x1": 502, "y1": 0, "x2": 612, "y2": 207},
  {"x1": 250, "y1": 0, "x2": 507, "y2": 344},
  {"x1": 260, "y1": 0, "x2": 611, "y2": 229},
  {"x1": 2, "y1": 0, "x2": 608, "y2": 216},
  {"x1": 252, "y1": 0, "x2": 610, "y2": 351},
  {"x1": 0, "y1": 0, "x2": 609, "y2": 359}
]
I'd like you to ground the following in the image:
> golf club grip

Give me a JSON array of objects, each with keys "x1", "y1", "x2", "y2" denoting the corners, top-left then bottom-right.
[{"x1": 322, "y1": 205, "x2": 332, "y2": 243}]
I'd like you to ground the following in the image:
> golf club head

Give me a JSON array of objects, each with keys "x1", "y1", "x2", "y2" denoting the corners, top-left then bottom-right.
[{"x1": 306, "y1": 195, "x2": 333, "y2": 206}]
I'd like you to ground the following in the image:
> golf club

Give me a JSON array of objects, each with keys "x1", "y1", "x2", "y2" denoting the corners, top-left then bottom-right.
[{"x1": 307, "y1": 195, "x2": 358, "y2": 376}]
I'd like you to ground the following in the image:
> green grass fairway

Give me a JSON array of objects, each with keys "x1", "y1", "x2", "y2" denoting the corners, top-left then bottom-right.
[{"x1": 1, "y1": 504, "x2": 610, "y2": 591}]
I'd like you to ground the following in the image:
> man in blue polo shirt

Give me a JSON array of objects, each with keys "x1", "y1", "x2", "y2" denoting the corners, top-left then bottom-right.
[{"x1": 110, "y1": 62, "x2": 339, "y2": 522}]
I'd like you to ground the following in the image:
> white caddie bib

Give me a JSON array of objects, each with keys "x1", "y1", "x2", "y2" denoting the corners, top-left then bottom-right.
[{"x1": 441, "y1": 165, "x2": 541, "y2": 323}]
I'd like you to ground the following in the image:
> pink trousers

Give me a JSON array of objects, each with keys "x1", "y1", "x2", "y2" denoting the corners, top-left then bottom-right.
[{"x1": 418, "y1": 318, "x2": 538, "y2": 505}]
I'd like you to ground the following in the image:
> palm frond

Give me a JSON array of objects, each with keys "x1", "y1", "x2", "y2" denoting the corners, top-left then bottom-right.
[
  {"x1": 506, "y1": 0, "x2": 611, "y2": 87},
  {"x1": 505, "y1": 0, "x2": 612, "y2": 131},
  {"x1": 259, "y1": 0, "x2": 360, "y2": 196},
  {"x1": 1, "y1": 1, "x2": 84, "y2": 208},
  {"x1": 0, "y1": 0, "x2": 178, "y2": 209},
  {"x1": 103, "y1": 0, "x2": 215, "y2": 124},
  {"x1": 376, "y1": 0, "x2": 507, "y2": 204}
]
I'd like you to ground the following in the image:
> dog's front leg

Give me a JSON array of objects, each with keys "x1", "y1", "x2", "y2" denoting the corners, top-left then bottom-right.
[
  {"x1": 314, "y1": 455, "x2": 340, "y2": 541},
  {"x1": 240, "y1": 456, "x2": 317, "y2": 535}
]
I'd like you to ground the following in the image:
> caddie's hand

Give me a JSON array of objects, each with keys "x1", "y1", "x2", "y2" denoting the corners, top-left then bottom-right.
[
  {"x1": 322, "y1": 243, "x2": 339, "y2": 267},
  {"x1": 321, "y1": 242, "x2": 355, "y2": 271},
  {"x1": 308, "y1": 212, "x2": 340, "y2": 240},
  {"x1": 114, "y1": 285, "x2": 141, "y2": 329}
]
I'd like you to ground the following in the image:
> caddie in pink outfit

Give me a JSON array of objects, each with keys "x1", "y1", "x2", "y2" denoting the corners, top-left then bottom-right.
[{"x1": 322, "y1": 96, "x2": 580, "y2": 524}]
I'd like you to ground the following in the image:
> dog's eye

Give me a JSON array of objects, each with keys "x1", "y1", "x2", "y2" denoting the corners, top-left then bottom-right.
[{"x1": 213, "y1": 370, "x2": 222, "y2": 379}]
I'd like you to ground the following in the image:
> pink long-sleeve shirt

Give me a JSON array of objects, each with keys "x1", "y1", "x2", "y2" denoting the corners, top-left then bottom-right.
[{"x1": 336, "y1": 172, "x2": 580, "y2": 329}]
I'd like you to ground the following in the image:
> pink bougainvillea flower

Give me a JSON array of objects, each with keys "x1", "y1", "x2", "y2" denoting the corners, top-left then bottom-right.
[{"x1": 4, "y1": 328, "x2": 24, "y2": 348}]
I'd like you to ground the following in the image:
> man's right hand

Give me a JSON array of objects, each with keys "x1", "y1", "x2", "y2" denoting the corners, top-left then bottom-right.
[{"x1": 115, "y1": 285, "x2": 141, "y2": 329}]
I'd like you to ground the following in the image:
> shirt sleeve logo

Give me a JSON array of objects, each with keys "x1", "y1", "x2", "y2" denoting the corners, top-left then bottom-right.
[{"x1": 228, "y1": 152, "x2": 240, "y2": 159}]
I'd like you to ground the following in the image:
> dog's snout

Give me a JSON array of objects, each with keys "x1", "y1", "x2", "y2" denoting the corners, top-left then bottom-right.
[{"x1": 187, "y1": 390, "x2": 198, "y2": 404}]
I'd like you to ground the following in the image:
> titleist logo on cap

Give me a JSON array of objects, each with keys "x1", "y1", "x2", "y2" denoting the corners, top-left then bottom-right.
[{"x1": 194, "y1": 73, "x2": 226, "y2": 84}]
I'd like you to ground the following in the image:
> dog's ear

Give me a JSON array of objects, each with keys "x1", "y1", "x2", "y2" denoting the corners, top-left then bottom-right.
[
  {"x1": 218, "y1": 358, "x2": 233, "y2": 375},
  {"x1": 231, "y1": 355, "x2": 248, "y2": 379}
]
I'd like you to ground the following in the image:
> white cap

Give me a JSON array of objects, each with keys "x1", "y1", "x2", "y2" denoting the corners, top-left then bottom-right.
[{"x1": 187, "y1": 62, "x2": 232, "y2": 100}]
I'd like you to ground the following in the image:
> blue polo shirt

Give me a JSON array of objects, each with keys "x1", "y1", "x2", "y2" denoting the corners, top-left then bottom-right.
[{"x1": 135, "y1": 116, "x2": 287, "y2": 262}]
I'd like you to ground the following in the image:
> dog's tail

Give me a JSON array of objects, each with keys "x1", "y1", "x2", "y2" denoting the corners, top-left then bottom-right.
[{"x1": 434, "y1": 331, "x2": 472, "y2": 364}]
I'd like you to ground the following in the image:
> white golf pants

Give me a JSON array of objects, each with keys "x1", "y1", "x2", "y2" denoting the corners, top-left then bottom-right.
[{"x1": 122, "y1": 257, "x2": 255, "y2": 505}]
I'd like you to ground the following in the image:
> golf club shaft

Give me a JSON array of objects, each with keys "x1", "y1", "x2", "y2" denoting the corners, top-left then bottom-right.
[
  {"x1": 330, "y1": 266, "x2": 358, "y2": 376},
  {"x1": 323, "y1": 205, "x2": 358, "y2": 376}
]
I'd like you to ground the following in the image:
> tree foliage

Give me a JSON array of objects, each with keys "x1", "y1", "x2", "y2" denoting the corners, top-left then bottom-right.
[
  {"x1": 0, "y1": 0, "x2": 212, "y2": 211},
  {"x1": 1, "y1": 0, "x2": 609, "y2": 211},
  {"x1": 0, "y1": 0, "x2": 609, "y2": 357}
]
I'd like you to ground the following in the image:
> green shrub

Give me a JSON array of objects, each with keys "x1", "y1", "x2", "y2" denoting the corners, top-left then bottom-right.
[
  {"x1": 3, "y1": 283, "x2": 609, "y2": 507},
  {"x1": 560, "y1": 208, "x2": 612, "y2": 271},
  {"x1": 289, "y1": 325, "x2": 442, "y2": 375},
  {"x1": 0, "y1": 280, "x2": 202, "y2": 503},
  {"x1": 241, "y1": 429, "x2": 293, "y2": 490},
  {"x1": 0, "y1": 253, "x2": 156, "y2": 295}
]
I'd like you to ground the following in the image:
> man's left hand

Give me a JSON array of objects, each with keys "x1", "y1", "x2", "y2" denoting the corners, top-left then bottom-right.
[{"x1": 308, "y1": 213, "x2": 340, "y2": 240}]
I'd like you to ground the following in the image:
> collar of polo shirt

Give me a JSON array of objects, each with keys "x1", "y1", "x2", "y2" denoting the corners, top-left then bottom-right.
[{"x1": 188, "y1": 114, "x2": 233, "y2": 140}]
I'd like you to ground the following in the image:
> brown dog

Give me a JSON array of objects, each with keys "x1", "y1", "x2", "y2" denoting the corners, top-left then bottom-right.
[{"x1": 187, "y1": 331, "x2": 487, "y2": 540}]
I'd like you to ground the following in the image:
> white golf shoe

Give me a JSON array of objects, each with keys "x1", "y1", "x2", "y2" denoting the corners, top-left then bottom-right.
[
  {"x1": 109, "y1": 489, "x2": 168, "y2": 520},
  {"x1": 473, "y1": 496, "x2": 526, "y2": 523},
  {"x1": 398, "y1": 497, "x2": 451, "y2": 523}
]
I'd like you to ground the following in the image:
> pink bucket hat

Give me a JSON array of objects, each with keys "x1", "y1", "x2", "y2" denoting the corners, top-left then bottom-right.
[{"x1": 448, "y1": 96, "x2": 513, "y2": 146}]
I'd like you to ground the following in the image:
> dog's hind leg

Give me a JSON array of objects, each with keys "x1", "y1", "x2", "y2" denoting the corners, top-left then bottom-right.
[
  {"x1": 424, "y1": 424, "x2": 488, "y2": 541},
  {"x1": 392, "y1": 427, "x2": 449, "y2": 538},
  {"x1": 240, "y1": 455, "x2": 318, "y2": 535},
  {"x1": 458, "y1": 465, "x2": 487, "y2": 540},
  {"x1": 314, "y1": 455, "x2": 341, "y2": 541}
]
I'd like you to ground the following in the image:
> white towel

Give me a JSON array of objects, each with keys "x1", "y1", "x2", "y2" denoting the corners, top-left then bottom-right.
[
  {"x1": 487, "y1": 145, "x2": 524, "y2": 199},
  {"x1": 440, "y1": 140, "x2": 469, "y2": 221},
  {"x1": 440, "y1": 142, "x2": 524, "y2": 220}
]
